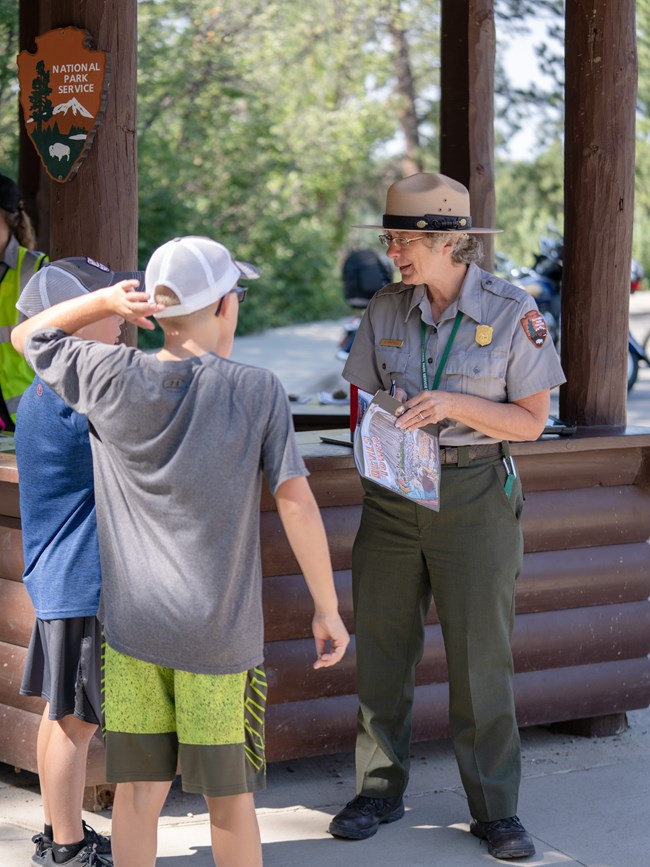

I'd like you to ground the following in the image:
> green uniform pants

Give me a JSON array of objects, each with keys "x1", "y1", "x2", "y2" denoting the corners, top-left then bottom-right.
[{"x1": 352, "y1": 454, "x2": 524, "y2": 821}]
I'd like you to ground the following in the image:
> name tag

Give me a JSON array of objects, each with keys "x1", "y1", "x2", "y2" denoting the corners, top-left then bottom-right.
[{"x1": 379, "y1": 338, "x2": 404, "y2": 347}]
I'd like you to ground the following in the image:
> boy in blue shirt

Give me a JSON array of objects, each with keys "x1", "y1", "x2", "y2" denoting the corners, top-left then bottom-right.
[{"x1": 16, "y1": 258, "x2": 141, "y2": 867}]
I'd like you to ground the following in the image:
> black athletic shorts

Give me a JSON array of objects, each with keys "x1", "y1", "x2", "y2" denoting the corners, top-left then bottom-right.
[{"x1": 20, "y1": 616, "x2": 103, "y2": 725}]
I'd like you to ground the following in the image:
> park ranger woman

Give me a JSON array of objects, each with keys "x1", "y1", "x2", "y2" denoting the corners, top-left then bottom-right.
[{"x1": 329, "y1": 173, "x2": 565, "y2": 861}]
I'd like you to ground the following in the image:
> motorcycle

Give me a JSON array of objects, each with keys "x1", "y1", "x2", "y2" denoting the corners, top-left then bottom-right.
[
  {"x1": 509, "y1": 238, "x2": 648, "y2": 390},
  {"x1": 337, "y1": 313, "x2": 364, "y2": 361},
  {"x1": 631, "y1": 259, "x2": 645, "y2": 293},
  {"x1": 508, "y1": 236, "x2": 564, "y2": 348},
  {"x1": 629, "y1": 332, "x2": 650, "y2": 390}
]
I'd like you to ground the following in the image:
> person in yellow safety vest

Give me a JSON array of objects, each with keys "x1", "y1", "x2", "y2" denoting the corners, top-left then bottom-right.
[{"x1": 0, "y1": 174, "x2": 48, "y2": 429}]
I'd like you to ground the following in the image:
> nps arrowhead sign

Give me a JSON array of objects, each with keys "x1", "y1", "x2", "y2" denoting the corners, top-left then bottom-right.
[{"x1": 17, "y1": 28, "x2": 111, "y2": 183}]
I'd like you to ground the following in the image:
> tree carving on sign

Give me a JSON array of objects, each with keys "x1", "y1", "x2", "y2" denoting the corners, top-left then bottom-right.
[
  {"x1": 30, "y1": 60, "x2": 54, "y2": 139},
  {"x1": 17, "y1": 27, "x2": 110, "y2": 183}
]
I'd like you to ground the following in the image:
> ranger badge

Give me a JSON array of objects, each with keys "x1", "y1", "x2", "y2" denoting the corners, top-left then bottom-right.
[{"x1": 475, "y1": 325, "x2": 493, "y2": 346}]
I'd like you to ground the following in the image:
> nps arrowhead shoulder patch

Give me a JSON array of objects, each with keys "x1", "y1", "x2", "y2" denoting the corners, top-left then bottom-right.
[{"x1": 520, "y1": 310, "x2": 548, "y2": 347}]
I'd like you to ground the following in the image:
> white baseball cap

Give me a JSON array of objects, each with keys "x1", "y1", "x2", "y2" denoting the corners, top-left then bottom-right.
[{"x1": 145, "y1": 236, "x2": 260, "y2": 319}]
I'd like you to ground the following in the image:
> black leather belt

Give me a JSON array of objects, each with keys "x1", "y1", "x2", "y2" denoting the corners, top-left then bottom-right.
[{"x1": 439, "y1": 443, "x2": 503, "y2": 465}]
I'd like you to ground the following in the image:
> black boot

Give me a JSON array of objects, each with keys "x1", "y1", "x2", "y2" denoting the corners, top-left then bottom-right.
[
  {"x1": 470, "y1": 815, "x2": 536, "y2": 860},
  {"x1": 328, "y1": 795, "x2": 405, "y2": 840}
]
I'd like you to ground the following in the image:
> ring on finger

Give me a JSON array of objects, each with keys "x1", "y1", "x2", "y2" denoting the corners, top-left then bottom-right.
[{"x1": 419, "y1": 411, "x2": 425, "y2": 420}]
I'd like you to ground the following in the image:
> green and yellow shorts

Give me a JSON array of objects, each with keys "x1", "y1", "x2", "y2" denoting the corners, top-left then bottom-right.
[{"x1": 102, "y1": 644, "x2": 267, "y2": 797}]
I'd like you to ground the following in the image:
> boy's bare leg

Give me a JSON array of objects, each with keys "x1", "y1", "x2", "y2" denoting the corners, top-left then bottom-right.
[
  {"x1": 36, "y1": 706, "x2": 54, "y2": 826},
  {"x1": 112, "y1": 780, "x2": 172, "y2": 867},
  {"x1": 40, "y1": 711, "x2": 97, "y2": 843},
  {"x1": 205, "y1": 792, "x2": 262, "y2": 867}
]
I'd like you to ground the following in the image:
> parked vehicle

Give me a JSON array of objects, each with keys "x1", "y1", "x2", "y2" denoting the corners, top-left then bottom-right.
[
  {"x1": 628, "y1": 332, "x2": 650, "y2": 390},
  {"x1": 509, "y1": 264, "x2": 561, "y2": 346},
  {"x1": 508, "y1": 238, "x2": 647, "y2": 389},
  {"x1": 631, "y1": 259, "x2": 645, "y2": 293},
  {"x1": 337, "y1": 313, "x2": 364, "y2": 361}
]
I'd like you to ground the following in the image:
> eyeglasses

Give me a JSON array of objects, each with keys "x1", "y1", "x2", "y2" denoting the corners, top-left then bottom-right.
[
  {"x1": 216, "y1": 286, "x2": 247, "y2": 316},
  {"x1": 378, "y1": 234, "x2": 427, "y2": 249}
]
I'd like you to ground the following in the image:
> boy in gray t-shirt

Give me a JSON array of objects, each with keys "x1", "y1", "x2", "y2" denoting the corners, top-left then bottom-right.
[{"x1": 13, "y1": 236, "x2": 350, "y2": 867}]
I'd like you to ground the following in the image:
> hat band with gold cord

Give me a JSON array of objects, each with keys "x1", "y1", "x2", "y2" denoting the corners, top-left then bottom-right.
[{"x1": 383, "y1": 214, "x2": 473, "y2": 231}]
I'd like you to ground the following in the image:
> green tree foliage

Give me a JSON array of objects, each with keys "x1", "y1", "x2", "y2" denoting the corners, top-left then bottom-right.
[
  {"x1": 1, "y1": 0, "x2": 649, "y2": 330},
  {"x1": 0, "y1": 0, "x2": 19, "y2": 171},
  {"x1": 136, "y1": 0, "x2": 443, "y2": 342},
  {"x1": 494, "y1": 0, "x2": 650, "y2": 283},
  {"x1": 494, "y1": 0, "x2": 564, "y2": 156},
  {"x1": 495, "y1": 143, "x2": 564, "y2": 269},
  {"x1": 635, "y1": 0, "x2": 650, "y2": 274},
  {"x1": 137, "y1": 1, "x2": 389, "y2": 327},
  {"x1": 492, "y1": 0, "x2": 566, "y2": 267}
]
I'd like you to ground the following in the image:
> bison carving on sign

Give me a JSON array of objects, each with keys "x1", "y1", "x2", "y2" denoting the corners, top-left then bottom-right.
[{"x1": 49, "y1": 142, "x2": 71, "y2": 161}]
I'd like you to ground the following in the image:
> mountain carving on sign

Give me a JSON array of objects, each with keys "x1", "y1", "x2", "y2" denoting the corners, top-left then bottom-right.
[{"x1": 52, "y1": 98, "x2": 94, "y2": 119}]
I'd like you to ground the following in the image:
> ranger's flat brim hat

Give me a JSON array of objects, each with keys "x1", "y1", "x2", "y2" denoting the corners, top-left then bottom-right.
[{"x1": 352, "y1": 172, "x2": 502, "y2": 234}]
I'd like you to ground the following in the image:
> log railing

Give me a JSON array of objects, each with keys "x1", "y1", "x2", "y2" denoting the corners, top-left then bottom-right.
[{"x1": 1, "y1": 427, "x2": 650, "y2": 787}]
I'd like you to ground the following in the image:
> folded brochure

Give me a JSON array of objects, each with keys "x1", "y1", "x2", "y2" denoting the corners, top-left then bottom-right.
[{"x1": 353, "y1": 390, "x2": 441, "y2": 511}]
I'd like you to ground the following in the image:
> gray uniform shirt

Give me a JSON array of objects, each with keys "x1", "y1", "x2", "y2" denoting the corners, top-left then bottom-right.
[
  {"x1": 343, "y1": 262, "x2": 566, "y2": 445},
  {"x1": 25, "y1": 330, "x2": 308, "y2": 674}
]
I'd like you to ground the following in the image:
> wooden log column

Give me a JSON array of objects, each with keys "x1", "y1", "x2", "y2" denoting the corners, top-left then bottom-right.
[
  {"x1": 40, "y1": 0, "x2": 138, "y2": 272},
  {"x1": 561, "y1": 0, "x2": 637, "y2": 425},
  {"x1": 18, "y1": 3, "x2": 49, "y2": 250},
  {"x1": 440, "y1": 0, "x2": 496, "y2": 268}
]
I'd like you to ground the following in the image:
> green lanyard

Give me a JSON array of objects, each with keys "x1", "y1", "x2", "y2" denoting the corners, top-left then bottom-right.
[{"x1": 421, "y1": 310, "x2": 464, "y2": 391}]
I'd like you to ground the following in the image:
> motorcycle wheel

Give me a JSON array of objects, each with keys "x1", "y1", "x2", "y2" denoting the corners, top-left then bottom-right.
[
  {"x1": 643, "y1": 330, "x2": 650, "y2": 359},
  {"x1": 628, "y1": 350, "x2": 639, "y2": 390}
]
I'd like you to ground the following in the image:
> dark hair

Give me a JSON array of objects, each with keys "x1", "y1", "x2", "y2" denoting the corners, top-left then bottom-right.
[
  {"x1": 1, "y1": 208, "x2": 37, "y2": 250},
  {"x1": 0, "y1": 175, "x2": 23, "y2": 214},
  {"x1": 0, "y1": 174, "x2": 37, "y2": 249}
]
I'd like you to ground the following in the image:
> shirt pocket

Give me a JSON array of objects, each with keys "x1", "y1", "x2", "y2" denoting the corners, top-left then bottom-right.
[
  {"x1": 374, "y1": 344, "x2": 410, "y2": 390},
  {"x1": 443, "y1": 348, "x2": 508, "y2": 400}
]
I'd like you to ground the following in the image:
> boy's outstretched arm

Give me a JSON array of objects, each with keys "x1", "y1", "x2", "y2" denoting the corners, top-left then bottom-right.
[
  {"x1": 11, "y1": 281, "x2": 163, "y2": 354},
  {"x1": 274, "y1": 476, "x2": 350, "y2": 669}
]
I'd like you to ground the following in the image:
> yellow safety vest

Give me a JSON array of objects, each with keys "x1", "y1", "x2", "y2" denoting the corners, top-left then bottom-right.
[{"x1": 0, "y1": 246, "x2": 48, "y2": 419}]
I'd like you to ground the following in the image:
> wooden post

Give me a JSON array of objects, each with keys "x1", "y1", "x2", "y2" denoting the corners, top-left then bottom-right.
[
  {"x1": 440, "y1": 1, "x2": 470, "y2": 184},
  {"x1": 440, "y1": 0, "x2": 496, "y2": 269},
  {"x1": 41, "y1": 0, "x2": 138, "y2": 272},
  {"x1": 560, "y1": 0, "x2": 637, "y2": 425},
  {"x1": 18, "y1": 2, "x2": 49, "y2": 251}
]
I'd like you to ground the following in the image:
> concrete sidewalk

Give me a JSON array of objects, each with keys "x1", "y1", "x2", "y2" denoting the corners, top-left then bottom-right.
[
  {"x1": 230, "y1": 318, "x2": 348, "y2": 396},
  {"x1": 1, "y1": 706, "x2": 649, "y2": 866}
]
